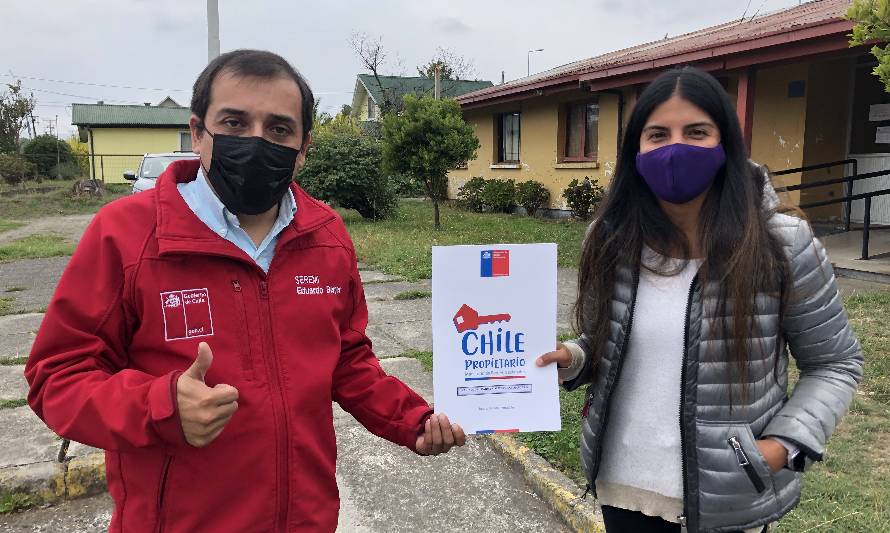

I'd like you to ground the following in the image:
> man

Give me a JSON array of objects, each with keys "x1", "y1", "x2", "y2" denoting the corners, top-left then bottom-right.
[{"x1": 25, "y1": 50, "x2": 465, "y2": 532}]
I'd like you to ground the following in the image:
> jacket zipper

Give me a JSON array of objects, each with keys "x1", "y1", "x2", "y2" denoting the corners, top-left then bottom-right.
[
  {"x1": 588, "y1": 270, "x2": 640, "y2": 496},
  {"x1": 155, "y1": 456, "x2": 173, "y2": 533},
  {"x1": 231, "y1": 280, "x2": 255, "y2": 380},
  {"x1": 678, "y1": 276, "x2": 697, "y2": 532},
  {"x1": 728, "y1": 435, "x2": 767, "y2": 493},
  {"x1": 257, "y1": 274, "x2": 291, "y2": 531}
]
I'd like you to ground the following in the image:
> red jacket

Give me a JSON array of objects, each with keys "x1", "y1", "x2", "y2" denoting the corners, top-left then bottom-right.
[{"x1": 25, "y1": 160, "x2": 433, "y2": 532}]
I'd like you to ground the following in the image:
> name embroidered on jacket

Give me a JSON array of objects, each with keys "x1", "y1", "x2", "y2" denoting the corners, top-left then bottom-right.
[{"x1": 294, "y1": 274, "x2": 341, "y2": 296}]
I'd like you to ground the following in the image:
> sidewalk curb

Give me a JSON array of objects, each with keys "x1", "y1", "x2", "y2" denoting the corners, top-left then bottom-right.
[
  {"x1": 0, "y1": 452, "x2": 106, "y2": 510},
  {"x1": 486, "y1": 434, "x2": 604, "y2": 533}
]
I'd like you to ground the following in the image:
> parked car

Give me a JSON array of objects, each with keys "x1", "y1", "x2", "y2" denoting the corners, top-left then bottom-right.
[{"x1": 123, "y1": 152, "x2": 199, "y2": 193}]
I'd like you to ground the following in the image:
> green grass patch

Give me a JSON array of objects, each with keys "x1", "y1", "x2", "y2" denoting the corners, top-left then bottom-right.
[
  {"x1": 0, "y1": 398, "x2": 27, "y2": 410},
  {"x1": 0, "y1": 180, "x2": 128, "y2": 219},
  {"x1": 516, "y1": 387, "x2": 588, "y2": 487},
  {"x1": 0, "y1": 234, "x2": 75, "y2": 262},
  {"x1": 0, "y1": 491, "x2": 39, "y2": 514},
  {"x1": 0, "y1": 297, "x2": 13, "y2": 316},
  {"x1": 399, "y1": 350, "x2": 433, "y2": 372},
  {"x1": 340, "y1": 200, "x2": 587, "y2": 281},
  {"x1": 0, "y1": 219, "x2": 24, "y2": 234},
  {"x1": 0, "y1": 356, "x2": 28, "y2": 366},
  {"x1": 394, "y1": 289, "x2": 432, "y2": 301}
]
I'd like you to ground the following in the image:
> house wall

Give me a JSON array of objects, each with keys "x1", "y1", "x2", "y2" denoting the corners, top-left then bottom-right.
[
  {"x1": 800, "y1": 57, "x2": 853, "y2": 221},
  {"x1": 354, "y1": 91, "x2": 378, "y2": 122},
  {"x1": 89, "y1": 127, "x2": 188, "y2": 183},
  {"x1": 451, "y1": 58, "x2": 855, "y2": 219},
  {"x1": 750, "y1": 62, "x2": 810, "y2": 206},
  {"x1": 448, "y1": 88, "x2": 624, "y2": 210}
]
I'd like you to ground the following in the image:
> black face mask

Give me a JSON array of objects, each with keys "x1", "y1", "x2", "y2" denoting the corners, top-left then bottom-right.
[{"x1": 202, "y1": 131, "x2": 300, "y2": 215}]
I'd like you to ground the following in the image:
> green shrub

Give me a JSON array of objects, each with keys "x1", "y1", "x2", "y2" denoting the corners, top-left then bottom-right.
[
  {"x1": 22, "y1": 135, "x2": 73, "y2": 178},
  {"x1": 562, "y1": 177, "x2": 605, "y2": 220},
  {"x1": 53, "y1": 161, "x2": 84, "y2": 180},
  {"x1": 516, "y1": 180, "x2": 550, "y2": 217},
  {"x1": 481, "y1": 178, "x2": 516, "y2": 213},
  {"x1": 457, "y1": 176, "x2": 486, "y2": 212},
  {"x1": 0, "y1": 153, "x2": 36, "y2": 185},
  {"x1": 297, "y1": 131, "x2": 397, "y2": 220}
]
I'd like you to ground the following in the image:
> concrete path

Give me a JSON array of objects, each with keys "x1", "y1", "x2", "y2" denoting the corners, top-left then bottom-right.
[
  {"x1": 0, "y1": 258, "x2": 572, "y2": 531},
  {"x1": 0, "y1": 215, "x2": 93, "y2": 247}
]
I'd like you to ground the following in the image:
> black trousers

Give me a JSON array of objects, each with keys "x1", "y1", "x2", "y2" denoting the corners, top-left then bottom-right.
[{"x1": 601, "y1": 506, "x2": 768, "y2": 533}]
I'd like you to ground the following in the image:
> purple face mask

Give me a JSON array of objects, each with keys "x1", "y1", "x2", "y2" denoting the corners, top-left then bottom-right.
[{"x1": 635, "y1": 143, "x2": 726, "y2": 204}]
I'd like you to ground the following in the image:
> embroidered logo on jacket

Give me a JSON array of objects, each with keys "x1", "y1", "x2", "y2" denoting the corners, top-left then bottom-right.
[{"x1": 160, "y1": 288, "x2": 214, "y2": 341}]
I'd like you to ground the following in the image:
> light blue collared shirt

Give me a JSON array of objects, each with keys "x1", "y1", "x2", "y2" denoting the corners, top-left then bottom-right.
[{"x1": 178, "y1": 168, "x2": 297, "y2": 273}]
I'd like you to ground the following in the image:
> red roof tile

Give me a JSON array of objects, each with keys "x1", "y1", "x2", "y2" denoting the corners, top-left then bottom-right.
[{"x1": 459, "y1": 0, "x2": 853, "y2": 104}]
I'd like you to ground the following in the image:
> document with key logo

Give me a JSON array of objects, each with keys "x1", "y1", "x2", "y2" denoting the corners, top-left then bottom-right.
[{"x1": 432, "y1": 244, "x2": 560, "y2": 434}]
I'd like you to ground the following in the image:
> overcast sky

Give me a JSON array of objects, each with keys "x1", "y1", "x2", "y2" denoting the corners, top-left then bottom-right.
[{"x1": 2, "y1": 0, "x2": 809, "y2": 137}]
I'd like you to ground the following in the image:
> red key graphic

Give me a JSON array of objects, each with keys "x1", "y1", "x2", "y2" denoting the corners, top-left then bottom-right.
[{"x1": 453, "y1": 304, "x2": 511, "y2": 333}]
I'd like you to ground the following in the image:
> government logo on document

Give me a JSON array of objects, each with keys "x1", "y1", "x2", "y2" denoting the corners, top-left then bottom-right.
[{"x1": 480, "y1": 250, "x2": 509, "y2": 277}]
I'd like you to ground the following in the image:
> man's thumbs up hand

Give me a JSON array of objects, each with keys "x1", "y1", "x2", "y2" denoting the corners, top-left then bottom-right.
[{"x1": 176, "y1": 342, "x2": 239, "y2": 448}]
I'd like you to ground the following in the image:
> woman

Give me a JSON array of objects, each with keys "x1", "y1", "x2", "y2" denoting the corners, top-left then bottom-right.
[{"x1": 536, "y1": 67, "x2": 863, "y2": 533}]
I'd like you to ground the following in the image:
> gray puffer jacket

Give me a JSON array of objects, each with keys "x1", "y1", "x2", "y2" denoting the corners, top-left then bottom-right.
[{"x1": 565, "y1": 213, "x2": 863, "y2": 532}]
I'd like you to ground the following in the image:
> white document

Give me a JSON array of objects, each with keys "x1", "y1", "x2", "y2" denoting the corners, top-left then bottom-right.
[
  {"x1": 876, "y1": 126, "x2": 890, "y2": 144},
  {"x1": 869, "y1": 103, "x2": 890, "y2": 122},
  {"x1": 432, "y1": 244, "x2": 560, "y2": 435}
]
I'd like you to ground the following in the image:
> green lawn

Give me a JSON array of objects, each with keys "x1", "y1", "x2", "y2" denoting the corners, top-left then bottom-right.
[
  {"x1": 0, "y1": 297, "x2": 13, "y2": 316},
  {"x1": 0, "y1": 235, "x2": 75, "y2": 262},
  {"x1": 0, "y1": 180, "x2": 129, "y2": 219},
  {"x1": 0, "y1": 220, "x2": 25, "y2": 234},
  {"x1": 340, "y1": 200, "x2": 588, "y2": 281}
]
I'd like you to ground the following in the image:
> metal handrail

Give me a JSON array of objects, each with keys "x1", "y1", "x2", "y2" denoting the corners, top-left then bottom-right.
[
  {"x1": 773, "y1": 158, "x2": 888, "y2": 260},
  {"x1": 772, "y1": 159, "x2": 858, "y2": 232}
]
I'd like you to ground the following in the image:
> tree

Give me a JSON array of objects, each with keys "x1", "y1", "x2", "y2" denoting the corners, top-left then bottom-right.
[
  {"x1": 381, "y1": 95, "x2": 480, "y2": 229},
  {"x1": 339, "y1": 104, "x2": 353, "y2": 118},
  {"x1": 312, "y1": 99, "x2": 333, "y2": 129},
  {"x1": 23, "y1": 134, "x2": 72, "y2": 178},
  {"x1": 351, "y1": 32, "x2": 401, "y2": 115},
  {"x1": 0, "y1": 81, "x2": 36, "y2": 153},
  {"x1": 848, "y1": 0, "x2": 890, "y2": 92},
  {"x1": 67, "y1": 135, "x2": 91, "y2": 175},
  {"x1": 417, "y1": 47, "x2": 476, "y2": 81}
]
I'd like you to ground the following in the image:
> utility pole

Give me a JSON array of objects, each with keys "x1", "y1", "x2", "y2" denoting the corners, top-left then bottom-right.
[
  {"x1": 55, "y1": 115, "x2": 61, "y2": 180},
  {"x1": 434, "y1": 64, "x2": 441, "y2": 100},
  {"x1": 207, "y1": 0, "x2": 220, "y2": 63},
  {"x1": 527, "y1": 48, "x2": 544, "y2": 76},
  {"x1": 29, "y1": 92, "x2": 38, "y2": 138}
]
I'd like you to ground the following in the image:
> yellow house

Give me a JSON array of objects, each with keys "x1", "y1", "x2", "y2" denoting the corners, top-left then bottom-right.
[
  {"x1": 451, "y1": 0, "x2": 890, "y2": 227},
  {"x1": 72, "y1": 97, "x2": 192, "y2": 183}
]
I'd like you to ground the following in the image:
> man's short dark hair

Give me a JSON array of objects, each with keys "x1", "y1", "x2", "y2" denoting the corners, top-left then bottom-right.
[{"x1": 191, "y1": 49, "x2": 315, "y2": 139}]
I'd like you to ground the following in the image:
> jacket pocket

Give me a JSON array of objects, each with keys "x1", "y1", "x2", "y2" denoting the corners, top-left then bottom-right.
[
  {"x1": 728, "y1": 435, "x2": 767, "y2": 493},
  {"x1": 231, "y1": 279, "x2": 256, "y2": 381},
  {"x1": 155, "y1": 455, "x2": 173, "y2": 533},
  {"x1": 696, "y1": 421, "x2": 779, "y2": 531}
]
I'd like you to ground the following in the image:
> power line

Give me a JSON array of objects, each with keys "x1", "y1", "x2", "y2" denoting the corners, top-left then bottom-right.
[
  {"x1": 2, "y1": 72, "x2": 191, "y2": 92},
  {"x1": 740, "y1": 0, "x2": 753, "y2": 20},
  {"x1": 20, "y1": 86, "x2": 146, "y2": 105}
]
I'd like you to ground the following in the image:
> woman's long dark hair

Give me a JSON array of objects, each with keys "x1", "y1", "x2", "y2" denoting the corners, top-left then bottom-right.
[{"x1": 575, "y1": 67, "x2": 791, "y2": 394}]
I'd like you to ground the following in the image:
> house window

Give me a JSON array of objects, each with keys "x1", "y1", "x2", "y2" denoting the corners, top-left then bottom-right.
[
  {"x1": 497, "y1": 112, "x2": 521, "y2": 163},
  {"x1": 563, "y1": 100, "x2": 599, "y2": 161},
  {"x1": 179, "y1": 131, "x2": 192, "y2": 152},
  {"x1": 367, "y1": 99, "x2": 376, "y2": 120}
]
